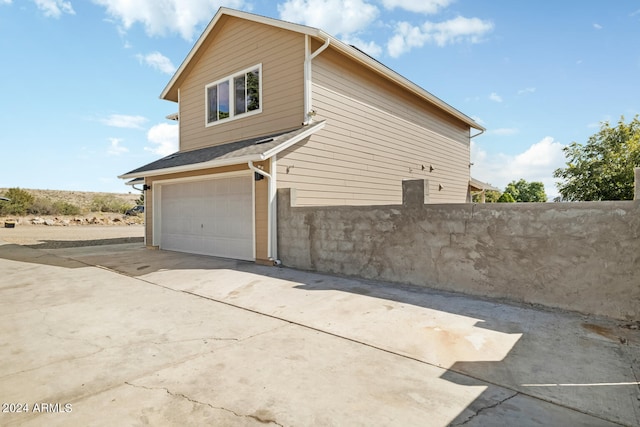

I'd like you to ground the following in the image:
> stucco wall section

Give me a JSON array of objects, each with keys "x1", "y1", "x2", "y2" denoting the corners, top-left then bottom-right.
[{"x1": 277, "y1": 180, "x2": 640, "y2": 320}]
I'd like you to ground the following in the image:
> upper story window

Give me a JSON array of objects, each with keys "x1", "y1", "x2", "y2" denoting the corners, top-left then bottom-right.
[{"x1": 206, "y1": 64, "x2": 262, "y2": 126}]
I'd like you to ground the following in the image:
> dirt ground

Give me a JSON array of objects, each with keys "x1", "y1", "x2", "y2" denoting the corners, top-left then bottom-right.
[{"x1": 0, "y1": 223, "x2": 144, "y2": 248}]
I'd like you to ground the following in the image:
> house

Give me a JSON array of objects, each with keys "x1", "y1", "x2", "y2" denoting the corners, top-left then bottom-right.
[
  {"x1": 469, "y1": 178, "x2": 501, "y2": 203},
  {"x1": 119, "y1": 7, "x2": 485, "y2": 264}
]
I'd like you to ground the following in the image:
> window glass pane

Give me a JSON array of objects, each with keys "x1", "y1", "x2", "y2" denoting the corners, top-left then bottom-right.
[
  {"x1": 218, "y1": 80, "x2": 229, "y2": 120},
  {"x1": 207, "y1": 86, "x2": 217, "y2": 123},
  {"x1": 234, "y1": 75, "x2": 246, "y2": 115},
  {"x1": 247, "y1": 69, "x2": 260, "y2": 112}
]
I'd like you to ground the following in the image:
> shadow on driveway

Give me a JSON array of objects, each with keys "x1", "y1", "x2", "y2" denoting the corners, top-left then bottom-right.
[{"x1": 1, "y1": 242, "x2": 638, "y2": 426}]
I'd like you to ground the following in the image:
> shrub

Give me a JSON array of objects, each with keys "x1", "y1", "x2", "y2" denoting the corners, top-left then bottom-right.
[
  {"x1": 90, "y1": 194, "x2": 131, "y2": 213},
  {"x1": 0, "y1": 188, "x2": 35, "y2": 215},
  {"x1": 27, "y1": 198, "x2": 55, "y2": 215},
  {"x1": 52, "y1": 201, "x2": 82, "y2": 215}
]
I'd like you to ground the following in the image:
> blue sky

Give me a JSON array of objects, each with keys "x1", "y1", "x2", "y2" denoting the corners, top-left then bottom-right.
[{"x1": 1, "y1": 0, "x2": 639, "y2": 199}]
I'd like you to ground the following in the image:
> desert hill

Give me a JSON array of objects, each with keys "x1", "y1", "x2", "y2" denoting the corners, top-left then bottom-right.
[
  {"x1": 0, "y1": 188, "x2": 143, "y2": 226},
  {"x1": 0, "y1": 188, "x2": 140, "y2": 210}
]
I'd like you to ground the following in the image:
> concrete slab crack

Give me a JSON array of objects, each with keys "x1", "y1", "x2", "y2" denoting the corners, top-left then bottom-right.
[
  {"x1": 124, "y1": 382, "x2": 284, "y2": 426},
  {"x1": 450, "y1": 392, "x2": 519, "y2": 426}
]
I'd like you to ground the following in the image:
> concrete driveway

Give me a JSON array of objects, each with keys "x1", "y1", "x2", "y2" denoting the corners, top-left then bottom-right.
[{"x1": 1, "y1": 241, "x2": 638, "y2": 426}]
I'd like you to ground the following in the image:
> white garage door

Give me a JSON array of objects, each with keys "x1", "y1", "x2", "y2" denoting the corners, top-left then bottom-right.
[{"x1": 159, "y1": 174, "x2": 254, "y2": 260}]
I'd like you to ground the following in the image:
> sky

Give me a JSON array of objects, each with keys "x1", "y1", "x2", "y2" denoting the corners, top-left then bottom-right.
[{"x1": 1, "y1": 1, "x2": 639, "y2": 199}]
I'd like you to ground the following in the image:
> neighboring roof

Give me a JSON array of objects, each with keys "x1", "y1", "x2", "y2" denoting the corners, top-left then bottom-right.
[
  {"x1": 119, "y1": 120, "x2": 325, "y2": 179},
  {"x1": 161, "y1": 7, "x2": 484, "y2": 132},
  {"x1": 469, "y1": 178, "x2": 500, "y2": 192}
]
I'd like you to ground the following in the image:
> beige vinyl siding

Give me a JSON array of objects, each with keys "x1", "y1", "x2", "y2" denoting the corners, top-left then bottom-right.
[
  {"x1": 277, "y1": 47, "x2": 471, "y2": 206},
  {"x1": 143, "y1": 164, "x2": 268, "y2": 260},
  {"x1": 178, "y1": 16, "x2": 305, "y2": 152}
]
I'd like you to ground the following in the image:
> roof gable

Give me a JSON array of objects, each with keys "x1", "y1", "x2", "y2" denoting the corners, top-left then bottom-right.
[
  {"x1": 161, "y1": 7, "x2": 484, "y2": 132},
  {"x1": 161, "y1": 8, "x2": 321, "y2": 102}
]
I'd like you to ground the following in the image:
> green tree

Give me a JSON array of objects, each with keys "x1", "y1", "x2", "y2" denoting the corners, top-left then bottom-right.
[
  {"x1": 484, "y1": 190, "x2": 501, "y2": 203},
  {"x1": 472, "y1": 189, "x2": 501, "y2": 203},
  {"x1": 497, "y1": 192, "x2": 516, "y2": 203},
  {"x1": 503, "y1": 179, "x2": 547, "y2": 202},
  {"x1": 554, "y1": 116, "x2": 640, "y2": 201}
]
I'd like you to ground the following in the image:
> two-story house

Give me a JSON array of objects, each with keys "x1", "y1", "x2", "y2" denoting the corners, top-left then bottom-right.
[{"x1": 119, "y1": 7, "x2": 486, "y2": 264}]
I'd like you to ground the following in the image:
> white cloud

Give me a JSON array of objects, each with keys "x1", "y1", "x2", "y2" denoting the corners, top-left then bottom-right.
[
  {"x1": 593, "y1": 23, "x2": 602, "y2": 30},
  {"x1": 381, "y1": 0, "x2": 453, "y2": 14},
  {"x1": 278, "y1": 0, "x2": 379, "y2": 37},
  {"x1": 471, "y1": 115, "x2": 485, "y2": 125},
  {"x1": 471, "y1": 137, "x2": 566, "y2": 199},
  {"x1": 101, "y1": 114, "x2": 148, "y2": 129},
  {"x1": 388, "y1": 16, "x2": 493, "y2": 57},
  {"x1": 34, "y1": 0, "x2": 75, "y2": 18},
  {"x1": 145, "y1": 123, "x2": 178, "y2": 156},
  {"x1": 92, "y1": 0, "x2": 245, "y2": 40},
  {"x1": 491, "y1": 127, "x2": 518, "y2": 136},
  {"x1": 136, "y1": 52, "x2": 176, "y2": 74},
  {"x1": 489, "y1": 92, "x2": 502, "y2": 102},
  {"x1": 517, "y1": 87, "x2": 536, "y2": 95},
  {"x1": 107, "y1": 138, "x2": 129, "y2": 156},
  {"x1": 341, "y1": 35, "x2": 383, "y2": 57},
  {"x1": 1, "y1": 0, "x2": 12, "y2": 5}
]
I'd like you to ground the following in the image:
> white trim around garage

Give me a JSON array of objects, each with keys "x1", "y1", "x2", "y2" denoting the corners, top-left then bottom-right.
[{"x1": 152, "y1": 170, "x2": 255, "y2": 260}]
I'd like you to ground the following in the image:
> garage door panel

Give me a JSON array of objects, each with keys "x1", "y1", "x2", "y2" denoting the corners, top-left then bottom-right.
[{"x1": 159, "y1": 175, "x2": 254, "y2": 260}]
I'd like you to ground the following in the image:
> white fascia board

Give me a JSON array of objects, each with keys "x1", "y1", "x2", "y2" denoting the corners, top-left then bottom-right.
[
  {"x1": 260, "y1": 121, "x2": 326, "y2": 160},
  {"x1": 118, "y1": 153, "x2": 262, "y2": 180}
]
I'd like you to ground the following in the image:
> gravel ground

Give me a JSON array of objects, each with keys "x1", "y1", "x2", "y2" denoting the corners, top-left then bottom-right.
[{"x1": 0, "y1": 224, "x2": 144, "y2": 248}]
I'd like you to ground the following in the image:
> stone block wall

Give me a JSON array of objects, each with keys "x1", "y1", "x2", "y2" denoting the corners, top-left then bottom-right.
[{"x1": 277, "y1": 180, "x2": 640, "y2": 320}]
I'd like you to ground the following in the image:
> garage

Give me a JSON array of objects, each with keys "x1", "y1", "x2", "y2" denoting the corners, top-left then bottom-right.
[{"x1": 156, "y1": 173, "x2": 254, "y2": 260}]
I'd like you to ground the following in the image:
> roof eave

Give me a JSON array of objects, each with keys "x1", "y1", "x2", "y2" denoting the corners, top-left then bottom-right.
[
  {"x1": 118, "y1": 153, "x2": 263, "y2": 180},
  {"x1": 469, "y1": 177, "x2": 500, "y2": 192},
  {"x1": 260, "y1": 120, "x2": 326, "y2": 159}
]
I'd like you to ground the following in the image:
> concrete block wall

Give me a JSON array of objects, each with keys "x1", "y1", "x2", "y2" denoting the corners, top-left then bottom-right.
[{"x1": 277, "y1": 181, "x2": 640, "y2": 320}]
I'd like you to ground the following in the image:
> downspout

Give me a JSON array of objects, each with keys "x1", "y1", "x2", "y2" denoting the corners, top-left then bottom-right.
[
  {"x1": 248, "y1": 160, "x2": 280, "y2": 265},
  {"x1": 304, "y1": 35, "x2": 330, "y2": 124},
  {"x1": 470, "y1": 128, "x2": 484, "y2": 139},
  {"x1": 468, "y1": 127, "x2": 485, "y2": 202}
]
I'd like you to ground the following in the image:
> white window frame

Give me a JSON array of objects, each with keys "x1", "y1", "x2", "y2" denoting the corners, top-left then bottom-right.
[{"x1": 205, "y1": 64, "x2": 263, "y2": 127}]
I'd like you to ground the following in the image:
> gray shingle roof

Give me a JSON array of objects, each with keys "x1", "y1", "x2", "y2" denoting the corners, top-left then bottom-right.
[{"x1": 119, "y1": 121, "x2": 325, "y2": 179}]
